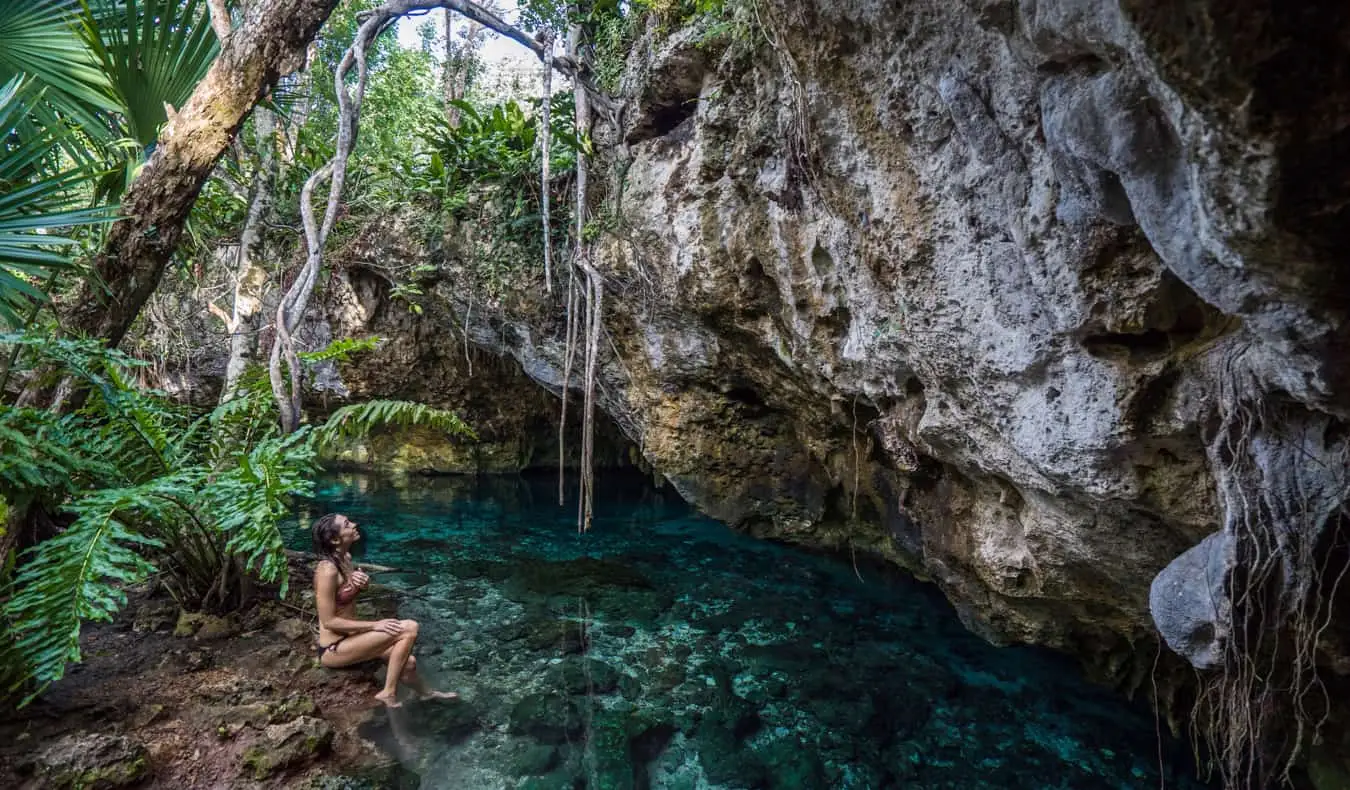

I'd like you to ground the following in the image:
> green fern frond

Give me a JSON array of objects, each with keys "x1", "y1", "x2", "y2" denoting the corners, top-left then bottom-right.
[
  {"x1": 3, "y1": 492, "x2": 161, "y2": 699},
  {"x1": 297, "y1": 335, "x2": 381, "y2": 366},
  {"x1": 205, "y1": 430, "x2": 317, "y2": 598},
  {"x1": 315, "y1": 399, "x2": 477, "y2": 449}
]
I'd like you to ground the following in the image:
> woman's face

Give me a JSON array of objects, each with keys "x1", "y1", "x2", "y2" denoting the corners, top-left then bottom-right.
[{"x1": 335, "y1": 515, "x2": 361, "y2": 548}]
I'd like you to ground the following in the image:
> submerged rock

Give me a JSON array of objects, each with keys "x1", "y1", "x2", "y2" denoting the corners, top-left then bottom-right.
[
  {"x1": 507, "y1": 743, "x2": 560, "y2": 777},
  {"x1": 508, "y1": 693, "x2": 585, "y2": 744},
  {"x1": 546, "y1": 657, "x2": 622, "y2": 696}
]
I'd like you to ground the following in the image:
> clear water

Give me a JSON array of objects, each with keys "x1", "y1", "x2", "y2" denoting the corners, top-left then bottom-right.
[{"x1": 292, "y1": 471, "x2": 1215, "y2": 790}]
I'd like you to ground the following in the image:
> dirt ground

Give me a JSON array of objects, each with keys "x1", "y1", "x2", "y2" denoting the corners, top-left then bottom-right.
[{"x1": 0, "y1": 581, "x2": 414, "y2": 789}]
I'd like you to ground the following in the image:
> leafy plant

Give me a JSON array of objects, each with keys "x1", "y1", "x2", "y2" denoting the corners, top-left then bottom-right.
[
  {"x1": 79, "y1": 0, "x2": 220, "y2": 150},
  {"x1": 0, "y1": 332, "x2": 475, "y2": 705},
  {"x1": 414, "y1": 93, "x2": 585, "y2": 291},
  {"x1": 0, "y1": 77, "x2": 115, "y2": 328}
]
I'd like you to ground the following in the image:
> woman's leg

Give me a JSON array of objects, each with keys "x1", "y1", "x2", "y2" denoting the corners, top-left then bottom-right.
[
  {"x1": 374, "y1": 619, "x2": 419, "y2": 706},
  {"x1": 320, "y1": 630, "x2": 399, "y2": 668},
  {"x1": 399, "y1": 654, "x2": 459, "y2": 700},
  {"x1": 320, "y1": 627, "x2": 418, "y2": 707}
]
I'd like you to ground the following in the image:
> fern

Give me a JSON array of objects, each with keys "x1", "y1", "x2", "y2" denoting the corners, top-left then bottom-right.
[
  {"x1": 0, "y1": 330, "x2": 475, "y2": 706},
  {"x1": 205, "y1": 429, "x2": 318, "y2": 597},
  {"x1": 315, "y1": 399, "x2": 477, "y2": 449},
  {"x1": 297, "y1": 335, "x2": 380, "y2": 365},
  {"x1": 3, "y1": 493, "x2": 161, "y2": 700}
]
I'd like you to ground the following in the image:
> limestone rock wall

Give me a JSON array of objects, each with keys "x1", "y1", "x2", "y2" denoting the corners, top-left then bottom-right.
[{"x1": 456, "y1": 0, "x2": 1350, "y2": 709}]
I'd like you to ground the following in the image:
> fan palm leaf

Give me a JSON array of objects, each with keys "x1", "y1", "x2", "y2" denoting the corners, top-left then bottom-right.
[
  {"x1": 0, "y1": 0, "x2": 118, "y2": 136},
  {"x1": 79, "y1": 0, "x2": 220, "y2": 149},
  {"x1": 0, "y1": 77, "x2": 115, "y2": 328}
]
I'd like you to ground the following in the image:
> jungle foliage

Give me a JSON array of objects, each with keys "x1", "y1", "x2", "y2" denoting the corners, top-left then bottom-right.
[
  {"x1": 0, "y1": 333, "x2": 472, "y2": 704},
  {"x1": 0, "y1": 0, "x2": 728, "y2": 711}
]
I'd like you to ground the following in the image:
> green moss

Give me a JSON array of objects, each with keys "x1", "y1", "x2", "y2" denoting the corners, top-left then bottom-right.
[
  {"x1": 52, "y1": 756, "x2": 149, "y2": 789},
  {"x1": 241, "y1": 746, "x2": 270, "y2": 781}
]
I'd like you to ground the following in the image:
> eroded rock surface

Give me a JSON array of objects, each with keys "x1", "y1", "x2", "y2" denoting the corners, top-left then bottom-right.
[{"x1": 444, "y1": 0, "x2": 1350, "y2": 711}]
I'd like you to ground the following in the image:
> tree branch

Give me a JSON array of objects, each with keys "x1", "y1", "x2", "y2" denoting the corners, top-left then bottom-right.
[
  {"x1": 58, "y1": 0, "x2": 340, "y2": 354},
  {"x1": 370, "y1": 0, "x2": 621, "y2": 115},
  {"x1": 207, "y1": 0, "x2": 233, "y2": 44}
]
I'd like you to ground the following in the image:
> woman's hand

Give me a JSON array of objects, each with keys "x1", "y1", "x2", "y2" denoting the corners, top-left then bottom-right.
[
  {"x1": 373, "y1": 618, "x2": 405, "y2": 635},
  {"x1": 350, "y1": 569, "x2": 371, "y2": 590}
]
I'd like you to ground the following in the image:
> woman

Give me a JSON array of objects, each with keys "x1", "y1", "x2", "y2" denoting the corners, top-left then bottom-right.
[{"x1": 311, "y1": 513, "x2": 456, "y2": 707}]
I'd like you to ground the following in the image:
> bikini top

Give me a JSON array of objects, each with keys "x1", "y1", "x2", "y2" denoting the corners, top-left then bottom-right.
[{"x1": 322, "y1": 559, "x2": 362, "y2": 606}]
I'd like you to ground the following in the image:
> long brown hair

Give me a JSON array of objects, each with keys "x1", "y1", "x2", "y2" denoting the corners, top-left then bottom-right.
[{"x1": 311, "y1": 513, "x2": 351, "y2": 582}]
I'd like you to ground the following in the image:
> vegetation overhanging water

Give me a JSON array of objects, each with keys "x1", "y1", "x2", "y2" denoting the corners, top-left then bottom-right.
[{"x1": 292, "y1": 470, "x2": 1217, "y2": 790}]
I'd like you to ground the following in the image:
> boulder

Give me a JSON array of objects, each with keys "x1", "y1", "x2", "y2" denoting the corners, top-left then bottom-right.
[
  {"x1": 241, "y1": 715, "x2": 334, "y2": 779},
  {"x1": 33, "y1": 732, "x2": 149, "y2": 789},
  {"x1": 508, "y1": 693, "x2": 584, "y2": 744}
]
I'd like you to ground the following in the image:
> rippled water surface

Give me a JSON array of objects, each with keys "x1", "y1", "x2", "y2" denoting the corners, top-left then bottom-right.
[{"x1": 292, "y1": 471, "x2": 1214, "y2": 790}]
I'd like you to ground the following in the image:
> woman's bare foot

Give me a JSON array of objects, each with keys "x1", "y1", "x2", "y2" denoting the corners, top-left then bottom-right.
[
  {"x1": 374, "y1": 690, "x2": 403, "y2": 708},
  {"x1": 418, "y1": 689, "x2": 459, "y2": 701}
]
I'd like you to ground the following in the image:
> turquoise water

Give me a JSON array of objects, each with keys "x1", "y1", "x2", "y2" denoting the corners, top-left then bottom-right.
[{"x1": 294, "y1": 471, "x2": 1214, "y2": 790}]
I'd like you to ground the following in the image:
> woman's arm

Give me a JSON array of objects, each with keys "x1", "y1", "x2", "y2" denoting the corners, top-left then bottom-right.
[{"x1": 314, "y1": 562, "x2": 375, "y2": 635}]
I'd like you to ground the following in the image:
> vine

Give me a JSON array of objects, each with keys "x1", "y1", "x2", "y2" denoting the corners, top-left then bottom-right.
[{"x1": 1180, "y1": 347, "x2": 1350, "y2": 789}]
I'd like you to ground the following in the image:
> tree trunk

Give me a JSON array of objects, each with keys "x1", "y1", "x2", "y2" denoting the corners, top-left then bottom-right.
[
  {"x1": 443, "y1": 11, "x2": 460, "y2": 125},
  {"x1": 220, "y1": 107, "x2": 279, "y2": 402},
  {"x1": 59, "y1": 0, "x2": 339, "y2": 356}
]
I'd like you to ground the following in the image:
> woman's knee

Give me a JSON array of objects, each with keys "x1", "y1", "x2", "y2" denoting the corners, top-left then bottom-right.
[{"x1": 400, "y1": 619, "x2": 419, "y2": 639}]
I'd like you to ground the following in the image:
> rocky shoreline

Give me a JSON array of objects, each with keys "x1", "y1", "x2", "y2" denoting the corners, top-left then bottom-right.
[{"x1": 0, "y1": 580, "x2": 415, "y2": 789}]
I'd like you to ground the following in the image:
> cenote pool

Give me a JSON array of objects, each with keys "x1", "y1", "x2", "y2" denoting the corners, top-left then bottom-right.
[{"x1": 290, "y1": 471, "x2": 1214, "y2": 790}]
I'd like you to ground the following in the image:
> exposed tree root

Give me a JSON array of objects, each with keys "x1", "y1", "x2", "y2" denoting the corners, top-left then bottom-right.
[{"x1": 1184, "y1": 347, "x2": 1350, "y2": 789}]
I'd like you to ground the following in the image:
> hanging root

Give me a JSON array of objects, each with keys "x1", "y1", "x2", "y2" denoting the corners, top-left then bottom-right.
[
  {"x1": 540, "y1": 31, "x2": 554, "y2": 294},
  {"x1": 558, "y1": 21, "x2": 605, "y2": 533},
  {"x1": 1184, "y1": 347, "x2": 1350, "y2": 789},
  {"x1": 264, "y1": 0, "x2": 621, "y2": 433}
]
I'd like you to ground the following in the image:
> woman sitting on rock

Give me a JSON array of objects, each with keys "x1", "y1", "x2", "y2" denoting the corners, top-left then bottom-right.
[{"x1": 311, "y1": 513, "x2": 456, "y2": 707}]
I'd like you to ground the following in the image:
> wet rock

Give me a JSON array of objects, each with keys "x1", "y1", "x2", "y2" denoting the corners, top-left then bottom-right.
[
  {"x1": 502, "y1": 556, "x2": 656, "y2": 600},
  {"x1": 588, "y1": 709, "x2": 677, "y2": 790},
  {"x1": 269, "y1": 693, "x2": 318, "y2": 724},
  {"x1": 241, "y1": 715, "x2": 334, "y2": 779},
  {"x1": 409, "y1": 696, "x2": 482, "y2": 742},
  {"x1": 518, "y1": 617, "x2": 590, "y2": 655},
  {"x1": 307, "y1": 757, "x2": 422, "y2": 789},
  {"x1": 507, "y1": 743, "x2": 559, "y2": 777},
  {"x1": 618, "y1": 673, "x2": 642, "y2": 701},
  {"x1": 754, "y1": 736, "x2": 825, "y2": 788},
  {"x1": 444, "y1": 653, "x2": 480, "y2": 672},
  {"x1": 1149, "y1": 530, "x2": 1229, "y2": 670},
  {"x1": 514, "y1": 771, "x2": 583, "y2": 790},
  {"x1": 650, "y1": 663, "x2": 686, "y2": 692},
  {"x1": 195, "y1": 676, "x2": 273, "y2": 703},
  {"x1": 547, "y1": 658, "x2": 621, "y2": 695},
  {"x1": 693, "y1": 692, "x2": 765, "y2": 787},
  {"x1": 215, "y1": 702, "x2": 273, "y2": 738},
  {"x1": 32, "y1": 732, "x2": 149, "y2": 789},
  {"x1": 508, "y1": 693, "x2": 585, "y2": 744}
]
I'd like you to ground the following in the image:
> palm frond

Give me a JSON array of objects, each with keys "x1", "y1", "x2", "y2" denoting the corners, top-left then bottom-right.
[
  {"x1": 0, "y1": 0, "x2": 117, "y2": 135},
  {"x1": 0, "y1": 77, "x2": 116, "y2": 328},
  {"x1": 80, "y1": 0, "x2": 220, "y2": 149}
]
